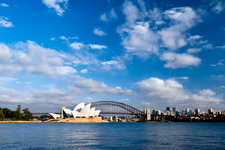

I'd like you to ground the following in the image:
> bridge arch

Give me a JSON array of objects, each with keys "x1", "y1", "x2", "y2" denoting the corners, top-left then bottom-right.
[{"x1": 91, "y1": 101, "x2": 144, "y2": 116}]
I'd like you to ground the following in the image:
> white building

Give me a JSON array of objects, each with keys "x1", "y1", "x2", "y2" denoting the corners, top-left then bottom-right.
[{"x1": 49, "y1": 102, "x2": 101, "y2": 119}]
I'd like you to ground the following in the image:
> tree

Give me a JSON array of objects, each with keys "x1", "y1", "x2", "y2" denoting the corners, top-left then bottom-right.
[
  {"x1": 3, "y1": 108, "x2": 12, "y2": 118},
  {"x1": 23, "y1": 108, "x2": 34, "y2": 121},
  {"x1": 16, "y1": 105, "x2": 22, "y2": 120},
  {"x1": 0, "y1": 107, "x2": 4, "y2": 120}
]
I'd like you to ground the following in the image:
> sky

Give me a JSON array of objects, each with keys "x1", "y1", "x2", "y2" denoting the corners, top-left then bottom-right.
[{"x1": 0, "y1": 0, "x2": 225, "y2": 113}]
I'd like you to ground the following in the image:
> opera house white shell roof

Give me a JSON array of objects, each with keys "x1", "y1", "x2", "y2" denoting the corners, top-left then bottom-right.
[{"x1": 49, "y1": 102, "x2": 101, "y2": 119}]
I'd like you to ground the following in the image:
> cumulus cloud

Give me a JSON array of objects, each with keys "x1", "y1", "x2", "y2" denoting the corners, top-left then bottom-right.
[
  {"x1": 80, "y1": 69, "x2": 88, "y2": 74},
  {"x1": 42, "y1": 0, "x2": 68, "y2": 16},
  {"x1": 211, "y1": 1, "x2": 225, "y2": 13},
  {"x1": 89, "y1": 44, "x2": 107, "y2": 49},
  {"x1": 0, "y1": 40, "x2": 87, "y2": 78},
  {"x1": 70, "y1": 42, "x2": 85, "y2": 50},
  {"x1": 118, "y1": 21, "x2": 159, "y2": 58},
  {"x1": 57, "y1": 66, "x2": 76, "y2": 75},
  {"x1": 187, "y1": 48, "x2": 202, "y2": 53},
  {"x1": 0, "y1": 43, "x2": 12, "y2": 61},
  {"x1": 0, "y1": 85, "x2": 82, "y2": 111},
  {"x1": 0, "y1": 77, "x2": 17, "y2": 84},
  {"x1": 51, "y1": 37, "x2": 55, "y2": 41},
  {"x1": 160, "y1": 52, "x2": 201, "y2": 69},
  {"x1": 118, "y1": 1, "x2": 203, "y2": 69},
  {"x1": 0, "y1": 17, "x2": 13, "y2": 27},
  {"x1": 73, "y1": 76, "x2": 135, "y2": 96},
  {"x1": 100, "y1": 13, "x2": 107, "y2": 21},
  {"x1": 135, "y1": 77, "x2": 223, "y2": 109},
  {"x1": 93, "y1": 28, "x2": 106, "y2": 36},
  {"x1": 0, "y1": 3, "x2": 9, "y2": 7},
  {"x1": 110, "y1": 8, "x2": 117, "y2": 18},
  {"x1": 101, "y1": 60, "x2": 126, "y2": 70}
]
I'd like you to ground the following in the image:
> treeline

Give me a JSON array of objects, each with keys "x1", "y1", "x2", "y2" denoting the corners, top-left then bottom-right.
[{"x1": 0, "y1": 105, "x2": 34, "y2": 121}]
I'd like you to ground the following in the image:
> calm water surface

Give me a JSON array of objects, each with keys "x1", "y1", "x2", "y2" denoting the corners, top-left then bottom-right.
[{"x1": 0, "y1": 122, "x2": 225, "y2": 149}]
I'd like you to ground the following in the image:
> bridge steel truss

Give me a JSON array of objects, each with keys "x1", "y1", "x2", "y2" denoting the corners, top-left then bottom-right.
[{"x1": 91, "y1": 101, "x2": 144, "y2": 116}]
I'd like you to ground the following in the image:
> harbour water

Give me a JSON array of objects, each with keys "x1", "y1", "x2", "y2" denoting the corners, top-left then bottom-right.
[{"x1": 0, "y1": 122, "x2": 225, "y2": 149}]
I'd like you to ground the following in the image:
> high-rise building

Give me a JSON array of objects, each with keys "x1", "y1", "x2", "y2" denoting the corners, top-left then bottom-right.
[
  {"x1": 173, "y1": 107, "x2": 177, "y2": 112},
  {"x1": 166, "y1": 107, "x2": 170, "y2": 112},
  {"x1": 146, "y1": 109, "x2": 151, "y2": 121},
  {"x1": 190, "y1": 109, "x2": 193, "y2": 115},
  {"x1": 195, "y1": 108, "x2": 200, "y2": 116},
  {"x1": 208, "y1": 108, "x2": 214, "y2": 115}
]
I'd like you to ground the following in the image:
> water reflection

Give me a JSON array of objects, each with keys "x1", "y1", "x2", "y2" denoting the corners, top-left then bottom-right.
[{"x1": 0, "y1": 122, "x2": 225, "y2": 149}]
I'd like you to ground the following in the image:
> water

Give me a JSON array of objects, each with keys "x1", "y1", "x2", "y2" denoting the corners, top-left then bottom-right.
[{"x1": 0, "y1": 122, "x2": 225, "y2": 149}]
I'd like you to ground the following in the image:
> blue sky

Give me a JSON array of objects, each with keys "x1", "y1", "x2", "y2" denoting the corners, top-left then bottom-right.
[{"x1": 0, "y1": 0, "x2": 225, "y2": 112}]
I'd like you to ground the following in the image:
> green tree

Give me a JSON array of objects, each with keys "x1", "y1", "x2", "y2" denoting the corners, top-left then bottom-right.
[
  {"x1": 0, "y1": 107, "x2": 4, "y2": 120},
  {"x1": 3, "y1": 108, "x2": 12, "y2": 118},
  {"x1": 23, "y1": 108, "x2": 34, "y2": 121},
  {"x1": 16, "y1": 105, "x2": 22, "y2": 120}
]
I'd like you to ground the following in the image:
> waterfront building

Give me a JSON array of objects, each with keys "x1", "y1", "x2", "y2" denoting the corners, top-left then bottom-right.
[
  {"x1": 190, "y1": 109, "x2": 193, "y2": 115},
  {"x1": 208, "y1": 108, "x2": 214, "y2": 115},
  {"x1": 152, "y1": 109, "x2": 157, "y2": 115},
  {"x1": 49, "y1": 102, "x2": 101, "y2": 119},
  {"x1": 173, "y1": 107, "x2": 177, "y2": 113},
  {"x1": 175, "y1": 110, "x2": 180, "y2": 117},
  {"x1": 166, "y1": 107, "x2": 170, "y2": 112},
  {"x1": 195, "y1": 108, "x2": 200, "y2": 116},
  {"x1": 156, "y1": 110, "x2": 161, "y2": 115}
]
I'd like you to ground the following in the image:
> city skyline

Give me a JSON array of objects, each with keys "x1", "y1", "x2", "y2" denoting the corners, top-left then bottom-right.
[{"x1": 0, "y1": 0, "x2": 225, "y2": 112}]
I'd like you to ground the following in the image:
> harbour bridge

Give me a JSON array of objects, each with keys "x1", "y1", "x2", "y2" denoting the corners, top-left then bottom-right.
[{"x1": 32, "y1": 101, "x2": 144, "y2": 117}]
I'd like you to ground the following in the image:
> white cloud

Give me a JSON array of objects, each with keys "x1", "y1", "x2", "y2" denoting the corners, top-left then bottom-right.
[
  {"x1": 217, "y1": 45, "x2": 225, "y2": 49},
  {"x1": 0, "y1": 17, "x2": 13, "y2": 27},
  {"x1": 42, "y1": 0, "x2": 68, "y2": 16},
  {"x1": 0, "y1": 65, "x2": 16, "y2": 75},
  {"x1": 101, "y1": 60, "x2": 126, "y2": 70},
  {"x1": 100, "y1": 13, "x2": 107, "y2": 21},
  {"x1": 43, "y1": 84, "x2": 56, "y2": 88},
  {"x1": 68, "y1": 85, "x2": 85, "y2": 94},
  {"x1": 73, "y1": 76, "x2": 135, "y2": 96},
  {"x1": 25, "y1": 82, "x2": 32, "y2": 84},
  {"x1": 187, "y1": 48, "x2": 201, "y2": 53},
  {"x1": 110, "y1": 8, "x2": 117, "y2": 18},
  {"x1": 135, "y1": 77, "x2": 223, "y2": 109},
  {"x1": 118, "y1": 21, "x2": 159, "y2": 58},
  {"x1": 70, "y1": 42, "x2": 85, "y2": 50},
  {"x1": 0, "y1": 86, "x2": 29, "y2": 104},
  {"x1": 0, "y1": 43, "x2": 12, "y2": 61},
  {"x1": 89, "y1": 44, "x2": 107, "y2": 49},
  {"x1": 60, "y1": 36, "x2": 68, "y2": 40},
  {"x1": 212, "y1": 1, "x2": 225, "y2": 13},
  {"x1": 51, "y1": 38, "x2": 55, "y2": 41},
  {"x1": 0, "y1": 77, "x2": 17, "y2": 84},
  {"x1": 68, "y1": 36, "x2": 78, "y2": 39},
  {"x1": 120, "y1": 98, "x2": 129, "y2": 101},
  {"x1": 119, "y1": 1, "x2": 203, "y2": 63},
  {"x1": 160, "y1": 52, "x2": 201, "y2": 69},
  {"x1": 123, "y1": 0, "x2": 140, "y2": 24},
  {"x1": 177, "y1": 77, "x2": 189, "y2": 80},
  {"x1": 220, "y1": 86, "x2": 225, "y2": 88},
  {"x1": 80, "y1": 69, "x2": 88, "y2": 74},
  {"x1": 115, "y1": 86, "x2": 122, "y2": 90},
  {"x1": 0, "y1": 3, "x2": 9, "y2": 7},
  {"x1": 202, "y1": 44, "x2": 213, "y2": 49},
  {"x1": 93, "y1": 28, "x2": 106, "y2": 36},
  {"x1": 57, "y1": 66, "x2": 77, "y2": 75}
]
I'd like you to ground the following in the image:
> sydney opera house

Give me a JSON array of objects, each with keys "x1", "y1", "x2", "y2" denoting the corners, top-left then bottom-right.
[{"x1": 49, "y1": 102, "x2": 101, "y2": 121}]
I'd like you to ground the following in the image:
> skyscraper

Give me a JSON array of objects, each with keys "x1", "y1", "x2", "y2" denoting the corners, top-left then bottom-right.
[
  {"x1": 166, "y1": 107, "x2": 170, "y2": 112},
  {"x1": 173, "y1": 107, "x2": 177, "y2": 112}
]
